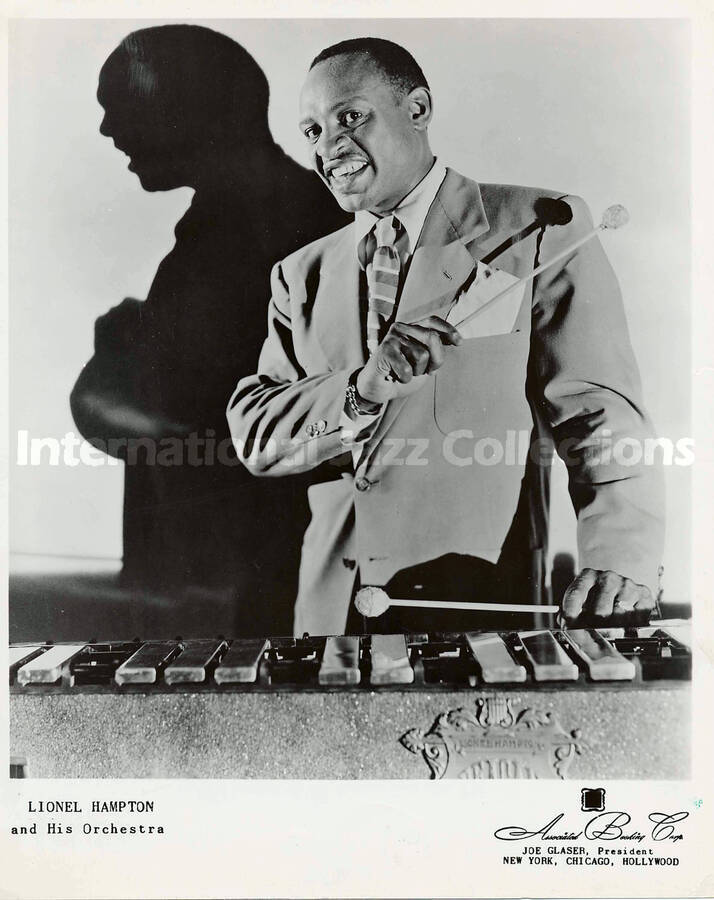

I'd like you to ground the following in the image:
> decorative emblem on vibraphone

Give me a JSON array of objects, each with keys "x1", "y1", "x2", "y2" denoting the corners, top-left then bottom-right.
[{"x1": 400, "y1": 697, "x2": 586, "y2": 780}]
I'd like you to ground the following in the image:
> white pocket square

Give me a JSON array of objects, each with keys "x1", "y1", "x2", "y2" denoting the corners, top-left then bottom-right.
[{"x1": 447, "y1": 263, "x2": 526, "y2": 338}]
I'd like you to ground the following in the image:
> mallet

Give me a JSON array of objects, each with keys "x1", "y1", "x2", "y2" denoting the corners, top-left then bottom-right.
[
  {"x1": 451, "y1": 204, "x2": 630, "y2": 332},
  {"x1": 355, "y1": 585, "x2": 559, "y2": 618}
]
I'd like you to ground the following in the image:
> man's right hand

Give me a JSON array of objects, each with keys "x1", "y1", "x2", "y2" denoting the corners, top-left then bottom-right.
[{"x1": 356, "y1": 316, "x2": 462, "y2": 405}]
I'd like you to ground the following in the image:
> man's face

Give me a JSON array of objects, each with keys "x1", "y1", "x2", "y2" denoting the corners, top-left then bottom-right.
[{"x1": 299, "y1": 55, "x2": 427, "y2": 214}]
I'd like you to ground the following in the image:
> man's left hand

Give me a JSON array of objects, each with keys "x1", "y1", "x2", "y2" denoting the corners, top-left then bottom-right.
[{"x1": 561, "y1": 568, "x2": 655, "y2": 626}]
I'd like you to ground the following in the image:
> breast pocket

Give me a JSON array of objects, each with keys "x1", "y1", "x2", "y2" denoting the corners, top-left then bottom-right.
[
  {"x1": 433, "y1": 331, "x2": 532, "y2": 436},
  {"x1": 447, "y1": 263, "x2": 527, "y2": 339}
]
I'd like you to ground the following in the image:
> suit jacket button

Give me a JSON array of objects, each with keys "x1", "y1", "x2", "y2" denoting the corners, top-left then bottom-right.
[
  {"x1": 306, "y1": 423, "x2": 316, "y2": 437},
  {"x1": 316, "y1": 419, "x2": 327, "y2": 434},
  {"x1": 355, "y1": 476, "x2": 371, "y2": 492}
]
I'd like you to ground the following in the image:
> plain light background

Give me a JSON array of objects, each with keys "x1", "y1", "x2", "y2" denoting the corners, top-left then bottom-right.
[{"x1": 9, "y1": 18, "x2": 691, "y2": 598}]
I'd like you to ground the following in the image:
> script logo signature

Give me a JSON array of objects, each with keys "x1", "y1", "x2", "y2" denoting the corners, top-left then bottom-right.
[{"x1": 494, "y1": 811, "x2": 689, "y2": 843}]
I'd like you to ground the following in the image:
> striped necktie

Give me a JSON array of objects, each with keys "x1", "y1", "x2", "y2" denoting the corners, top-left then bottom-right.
[{"x1": 366, "y1": 215, "x2": 402, "y2": 356}]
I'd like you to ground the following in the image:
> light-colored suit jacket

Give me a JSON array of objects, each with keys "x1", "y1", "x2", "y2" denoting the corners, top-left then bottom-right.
[{"x1": 227, "y1": 169, "x2": 664, "y2": 636}]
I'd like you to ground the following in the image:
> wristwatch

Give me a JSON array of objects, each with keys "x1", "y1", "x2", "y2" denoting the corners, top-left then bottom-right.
[{"x1": 346, "y1": 369, "x2": 382, "y2": 417}]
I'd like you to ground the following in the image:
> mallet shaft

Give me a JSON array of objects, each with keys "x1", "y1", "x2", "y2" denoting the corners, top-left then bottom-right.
[
  {"x1": 452, "y1": 225, "x2": 603, "y2": 331},
  {"x1": 388, "y1": 598, "x2": 558, "y2": 614}
]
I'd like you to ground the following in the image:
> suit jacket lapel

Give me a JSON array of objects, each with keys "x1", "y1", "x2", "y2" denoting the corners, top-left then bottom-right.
[
  {"x1": 359, "y1": 170, "x2": 491, "y2": 472},
  {"x1": 396, "y1": 169, "x2": 491, "y2": 322}
]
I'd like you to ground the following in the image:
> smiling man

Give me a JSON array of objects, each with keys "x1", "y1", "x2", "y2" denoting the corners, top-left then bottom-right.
[
  {"x1": 301, "y1": 48, "x2": 434, "y2": 216},
  {"x1": 227, "y1": 37, "x2": 664, "y2": 636}
]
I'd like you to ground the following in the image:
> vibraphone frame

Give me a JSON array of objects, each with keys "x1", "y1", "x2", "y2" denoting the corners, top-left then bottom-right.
[{"x1": 9, "y1": 629, "x2": 691, "y2": 779}]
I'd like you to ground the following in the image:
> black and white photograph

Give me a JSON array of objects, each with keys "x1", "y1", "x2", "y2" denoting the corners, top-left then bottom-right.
[{"x1": 2, "y1": 5, "x2": 712, "y2": 898}]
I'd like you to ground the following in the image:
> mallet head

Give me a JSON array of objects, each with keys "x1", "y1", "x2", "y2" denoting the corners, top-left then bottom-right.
[
  {"x1": 355, "y1": 586, "x2": 390, "y2": 618},
  {"x1": 601, "y1": 204, "x2": 630, "y2": 229}
]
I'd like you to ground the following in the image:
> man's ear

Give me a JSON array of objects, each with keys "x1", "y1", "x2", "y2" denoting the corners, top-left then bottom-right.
[{"x1": 406, "y1": 87, "x2": 433, "y2": 131}]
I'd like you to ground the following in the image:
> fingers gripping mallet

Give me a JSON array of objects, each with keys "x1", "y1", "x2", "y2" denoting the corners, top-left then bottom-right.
[{"x1": 354, "y1": 586, "x2": 559, "y2": 618}]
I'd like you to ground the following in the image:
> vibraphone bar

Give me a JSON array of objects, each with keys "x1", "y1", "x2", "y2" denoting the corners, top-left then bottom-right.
[
  {"x1": 9, "y1": 627, "x2": 691, "y2": 779},
  {"x1": 9, "y1": 627, "x2": 691, "y2": 691}
]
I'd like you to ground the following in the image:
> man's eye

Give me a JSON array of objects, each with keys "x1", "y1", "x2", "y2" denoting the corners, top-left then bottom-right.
[
  {"x1": 341, "y1": 111, "x2": 363, "y2": 127},
  {"x1": 303, "y1": 126, "x2": 320, "y2": 142}
]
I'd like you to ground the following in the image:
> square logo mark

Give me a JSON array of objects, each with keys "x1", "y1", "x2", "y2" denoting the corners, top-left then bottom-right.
[{"x1": 581, "y1": 788, "x2": 606, "y2": 812}]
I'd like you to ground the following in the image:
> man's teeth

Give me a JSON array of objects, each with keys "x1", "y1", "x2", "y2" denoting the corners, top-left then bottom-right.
[{"x1": 330, "y1": 160, "x2": 367, "y2": 178}]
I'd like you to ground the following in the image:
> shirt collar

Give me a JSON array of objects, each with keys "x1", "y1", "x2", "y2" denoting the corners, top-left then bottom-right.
[{"x1": 354, "y1": 159, "x2": 447, "y2": 258}]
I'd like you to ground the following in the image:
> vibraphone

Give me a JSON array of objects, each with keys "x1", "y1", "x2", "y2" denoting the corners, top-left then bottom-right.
[{"x1": 9, "y1": 626, "x2": 691, "y2": 779}]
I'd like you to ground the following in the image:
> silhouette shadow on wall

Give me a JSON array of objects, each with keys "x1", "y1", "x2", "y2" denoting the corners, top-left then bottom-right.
[{"x1": 66, "y1": 25, "x2": 350, "y2": 637}]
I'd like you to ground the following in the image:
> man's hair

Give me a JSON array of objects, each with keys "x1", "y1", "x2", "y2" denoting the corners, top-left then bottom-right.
[{"x1": 310, "y1": 37, "x2": 430, "y2": 97}]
